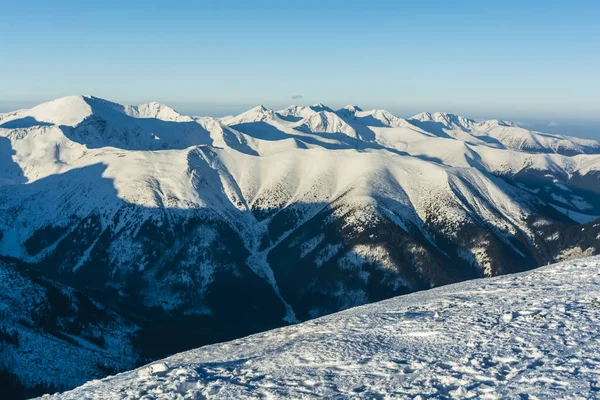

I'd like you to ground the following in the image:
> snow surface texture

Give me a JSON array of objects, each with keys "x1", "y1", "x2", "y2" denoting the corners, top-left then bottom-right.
[{"x1": 45, "y1": 256, "x2": 600, "y2": 399}]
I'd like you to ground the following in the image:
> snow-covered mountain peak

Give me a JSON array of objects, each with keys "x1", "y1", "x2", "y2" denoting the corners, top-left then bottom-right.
[
  {"x1": 276, "y1": 104, "x2": 337, "y2": 123},
  {"x1": 341, "y1": 104, "x2": 363, "y2": 113},
  {"x1": 221, "y1": 105, "x2": 274, "y2": 125},
  {"x1": 0, "y1": 95, "x2": 196, "y2": 129},
  {"x1": 351, "y1": 108, "x2": 407, "y2": 128},
  {"x1": 476, "y1": 118, "x2": 519, "y2": 129},
  {"x1": 0, "y1": 95, "x2": 221, "y2": 154},
  {"x1": 277, "y1": 104, "x2": 308, "y2": 116},
  {"x1": 294, "y1": 109, "x2": 358, "y2": 138},
  {"x1": 124, "y1": 101, "x2": 192, "y2": 122},
  {"x1": 17, "y1": 95, "x2": 95, "y2": 126},
  {"x1": 499, "y1": 119, "x2": 519, "y2": 127},
  {"x1": 410, "y1": 111, "x2": 475, "y2": 129},
  {"x1": 253, "y1": 105, "x2": 269, "y2": 112},
  {"x1": 410, "y1": 111, "x2": 432, "y2": 120},
  {"x1": 309, "y1": 103, "x2": 334, "y2": 112}
]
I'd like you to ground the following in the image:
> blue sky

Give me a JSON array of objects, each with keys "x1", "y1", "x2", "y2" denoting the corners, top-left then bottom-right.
[{"x1": 1, "y1": 0, "x2": 599, "y2": 135}]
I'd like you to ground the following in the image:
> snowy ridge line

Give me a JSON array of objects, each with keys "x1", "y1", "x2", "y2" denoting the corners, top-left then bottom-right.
[{"x1": 44, "y1": 255, "x2": 600, "y2": 399}]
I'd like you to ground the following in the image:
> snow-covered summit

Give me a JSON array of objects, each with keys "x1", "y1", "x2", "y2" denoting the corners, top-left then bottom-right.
[
  {"x1": 354, "y1": 108, "x2": 407, "y2": 128},
  {"x1": 276, "y1": 104, "x2": 317, "y2": 120},
  {"x1": 479, "y1": 119, "x2": 520, "y2": 128},
  {"x1": 334, "y1": 104, "x2": 361, "y2": 120},
  {"x1": 47, "y1": 256, "x2": 600, "y2": 399},
  {"x1": 340, "y1": 104, "x2": 363, "y2": 113},
  {"x1": 221, "y1": 105, "x2": 274, "y2": 125},
  {"x1": 410, "y1": 111, "x2": 476, "y2": 130},
  {"x1": 294, "y1": 110, "x2": 358, "y2": 138},
  {"x1": 309, "y1": 103, "x2": 334, "y2": 112},
  {"x1": 123, "y1": 101, "x2": 191, "y2": 122},
  {"x1": 3, "y1": 95, "x2": 192, "y2": 128},
  {"x1": 19, "y1": 95, "x2": 95, "y2": 126}
]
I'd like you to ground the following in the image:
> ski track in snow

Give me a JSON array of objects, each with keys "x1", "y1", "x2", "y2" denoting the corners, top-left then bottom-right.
[{"x1": 45, "y1": 256, "x2": 600, "y2": 399}]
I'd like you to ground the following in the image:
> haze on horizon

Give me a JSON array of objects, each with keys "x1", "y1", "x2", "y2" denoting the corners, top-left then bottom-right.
[{"x1": 1, "y1": 0, "x2": 599, "y2": 137}]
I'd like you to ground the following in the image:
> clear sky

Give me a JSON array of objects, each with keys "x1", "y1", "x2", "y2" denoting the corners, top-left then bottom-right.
[{"x1": 1, "y1": 0, "x2": 599, "y2": 135}]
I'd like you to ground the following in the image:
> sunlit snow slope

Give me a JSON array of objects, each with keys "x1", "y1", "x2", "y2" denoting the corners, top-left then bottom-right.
[{"x1": 47, "y1": 256, "x2": 600, "y2": 399}]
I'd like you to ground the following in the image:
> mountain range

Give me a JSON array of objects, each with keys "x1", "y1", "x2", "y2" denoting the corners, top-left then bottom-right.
[{"x1": 1, "y1": 95, "x2": 599, "y2": 396}]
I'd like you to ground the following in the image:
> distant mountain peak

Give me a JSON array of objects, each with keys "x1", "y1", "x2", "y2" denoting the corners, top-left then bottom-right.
[
  {"x1": 19, "y1": 95, "x2": 95, "y2": 126},
  {"x1": 253, "y1": 105, "x2": 269, "y2": 112},
  {"x1": 340, "y1": 104, "x2": 363, "y2": 113},
  {"x1": 11, "y1": 95, "x2": 195, "y2": 127},
  {"x1": 410, "y1": 111, "x2": 475, "y2": 129},
  {"x1": 485, "y1": 119, "x2": 519, "y2": 128},
  {"x1": 309, "y1": 103, "x2": 333, "y2": 113},
  {"x1": 222, "y1": 105, "x2": 274, "y2": 125},
  {"x1": 127, "y1": 101, "x2": 190, "y2": 122}
]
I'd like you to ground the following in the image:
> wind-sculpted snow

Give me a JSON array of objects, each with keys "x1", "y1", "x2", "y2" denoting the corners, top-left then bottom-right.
[{"x1": 47, "y1": 256, "x2": 600, "y2": 399}]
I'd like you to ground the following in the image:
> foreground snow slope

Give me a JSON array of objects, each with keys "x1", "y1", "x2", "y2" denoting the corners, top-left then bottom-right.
[{"x1": 48, "y1": 256, "x2": 600, "y2": 399}]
